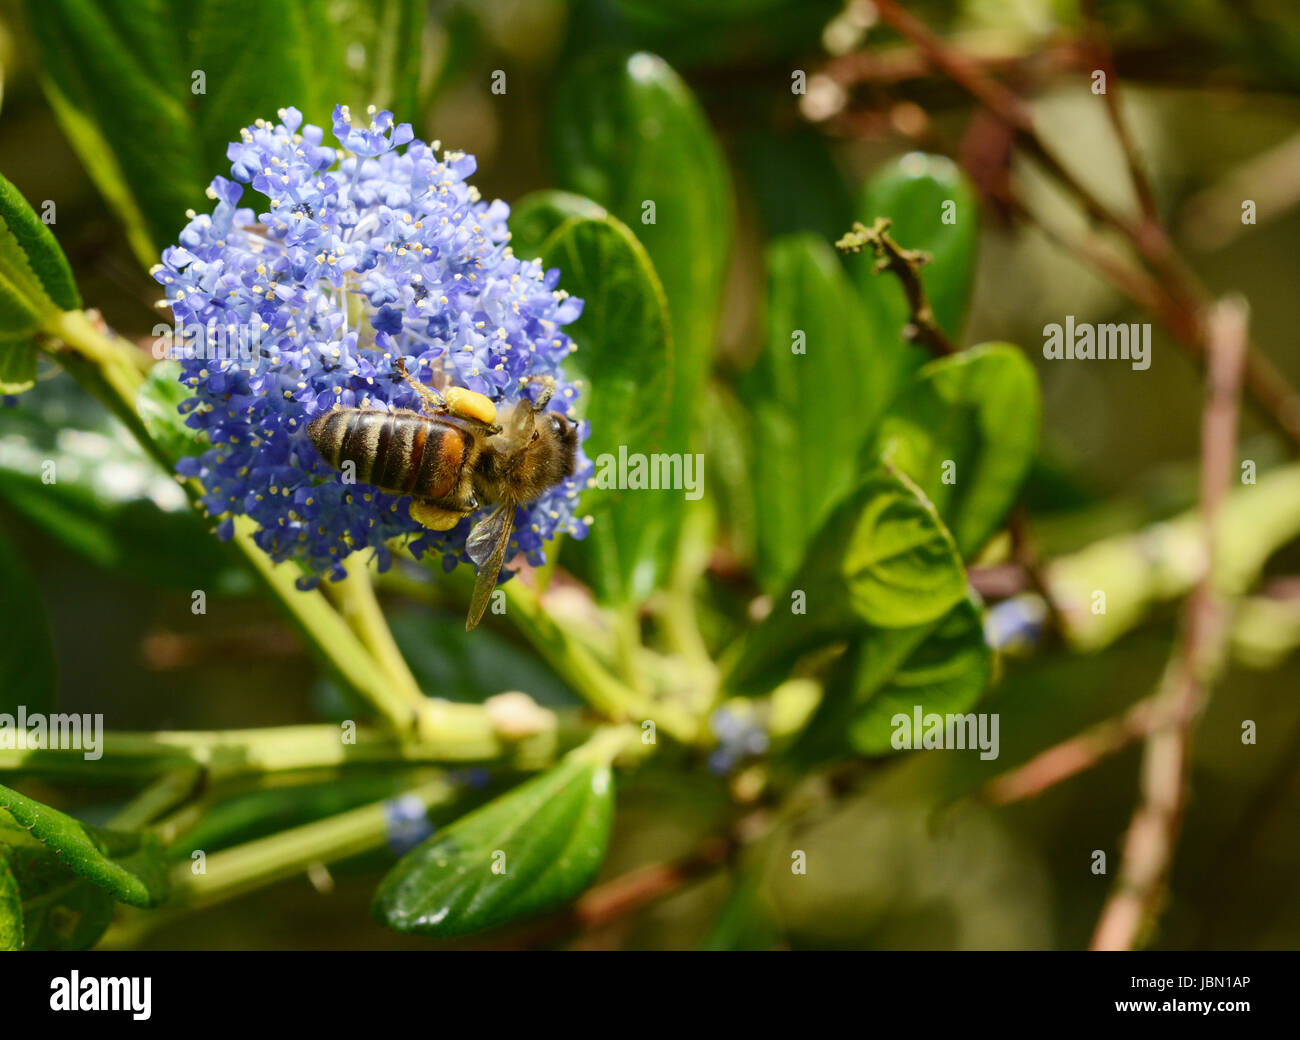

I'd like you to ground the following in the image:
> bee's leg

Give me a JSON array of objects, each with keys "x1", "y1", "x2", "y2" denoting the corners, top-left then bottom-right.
[
  {"x1": 395, "y1": 357, "x2": 448, "y2": 416},
  {"x1": 408, "y1": 485, "x2": 480, "y2": 532},
  {"x1": 409, "y1": 500, "x2": 470, "y2": 531},
  {"x1": 520, "y1": 374, "x2": 556, "y2": 411}
]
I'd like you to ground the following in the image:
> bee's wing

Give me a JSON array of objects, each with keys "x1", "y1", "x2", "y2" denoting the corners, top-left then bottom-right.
[{"x1": 465, "y1": 502, "x2": 515, "y2": 632}]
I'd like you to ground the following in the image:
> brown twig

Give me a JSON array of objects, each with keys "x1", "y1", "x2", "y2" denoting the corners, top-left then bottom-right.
[
  {"x1": 865, "y1": 0, "x2": 1300, "y2": 452},
  {"x1": 1081, "y1": 0, "x2": 1162, "y2": 243},
  {"x1": 835, "y1": 217, "x2": 956, "y2": 356},
  {"x1": 1090, "y1": 295, "x2": 1248, "y2": 951},
  {"x1": 1008, "y1": 506, "x2": 1067, "y2": 641},
  {"x1": 985, "y1": 699, "x2": 1154, "y2": 806}
]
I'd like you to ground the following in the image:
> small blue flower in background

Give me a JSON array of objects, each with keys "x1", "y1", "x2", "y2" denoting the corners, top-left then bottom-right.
[
  {"x1": 383, "y1": 793, "x2": 435, "y2": 856},
  {"x1": 983, "y1": 594, "x2": 1047, "y2": 653},
  {"x1": 707, "y1": 704, "x2": 770, "y2": 775},
  {"x1": 154, "y1": 105, "x2": 593, "y2": 586}
]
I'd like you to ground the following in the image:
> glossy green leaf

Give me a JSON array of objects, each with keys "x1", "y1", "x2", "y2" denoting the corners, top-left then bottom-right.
[
  {"x1": 551, "y1": 51, "x2": 732, "y2": 446},
  {"x1": 791, "y1": 595, "x2": 991, "y2": 762},
  {"x1": 0, "y1": 379, "x2": 247, "y2": 592},
  {"x1": 0, "y1": 341, "x2": 37, "y2": 395},
  {"x1": 0, "y1": 848, "x2": 21, "y2": 951},
  {"x1": 849, "y1": 153, "x2": 979, "y2": 344},
  {"x1": 870, "y1": 344, "x2": 1040, "y2": 558},
  {"x1": 26, "y1": 0, "x2": 349, "y2": 264},
  {"x1": 0, "y1": 173, "x2": 80, "y2": 343},
  {"x1": 741, "y1": 234, "x2": 915, "y2": 590},
  {"x1": 847, "y1": 596, "x2": 991, "y2": 754},
  {"x1": 138, "y1": 359, "x2": 205, "y2": 464},
  {"x1": 739, "y1": 129, "x2": 853, "y2": 242},
  {"x1": 539, "y1": 215, "x2": 677, "y2": 604},
  {"x1": 0, "y1": 173, "x2": 81, "y2": 313},
  {"x1": 5, "y1": 845, "x2": 116, "y2": 951},
  {"x1": 0, "y1": 784, "x2": 170, "y2": 907},
  {"x1": 508, "y1": 190, "x2": 609, "y2": 264},
  {"x1": 0, "y1": 529, "x2": 57, "y2": 716},
  {"x1": 373, "y1": 755, "x2": 613, "y2": 937},
  {"x1": 727, "y1": 466, "x2": 967, "y2": 691}
]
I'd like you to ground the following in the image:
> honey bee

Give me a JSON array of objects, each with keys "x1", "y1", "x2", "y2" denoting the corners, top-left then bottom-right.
[{"x1": 307, "y1": 360, "x2": 579, "y2": 630}]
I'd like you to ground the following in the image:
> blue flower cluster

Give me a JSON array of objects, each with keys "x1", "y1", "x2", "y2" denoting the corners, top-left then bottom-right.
[{"x1": 154, "y1": 105, "x2": 592, "y2": 585}]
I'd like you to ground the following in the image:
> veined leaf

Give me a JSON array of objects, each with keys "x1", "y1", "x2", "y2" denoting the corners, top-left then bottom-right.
[
  {"x1": 0, "y1": 783, "x2": 170, "y2": 907},
  {"x1": 536, "y1": 215, "x2": 676, "y2": 603},
  {"x1": 551, "y1": 49, "x2": 732, "y2": 456},
  {"x1": 727, "y1": 466, "x2": 967, "y2": 691},
  {"x1": 0, "y1": 342, "x2": 37, "y2": 395},
  {"x1": 0, "y1": 848, "x2": 21, "y2": 951},
  {"x1": 791, "y1": 595, "x2": 991, "y2": 763},
  {"x1": 870, "y1": 344, "x2": 1040, "y2": 559},
  {"x1": 373, "y1": 754, "x2": 613, "y2": 938},
  {"x1": 0, "y1": 173, "x2": 81, "y2": 344},
  {"x1": 4, "y1": 845, "x2": 116, "y2": 950},
  {"x1": 25, "y1": 0, "x2": 408, "y2": 265},
  {"x1": 741, "y1": 234, "x2": 915, "y2": 591},
  {"x1": 508, "y1": 190, "x2": 609, "y2": 264},
  {"x1": 0, "y1": 378, "x2": 246, "y2": 592}
]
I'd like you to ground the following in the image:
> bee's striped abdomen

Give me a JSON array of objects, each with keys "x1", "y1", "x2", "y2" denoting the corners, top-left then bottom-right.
[{"x1": 307, "y1": 409, "x2": 468, "y2": 502}]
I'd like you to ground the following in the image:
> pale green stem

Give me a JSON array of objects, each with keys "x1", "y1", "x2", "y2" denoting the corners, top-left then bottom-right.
[
  {"x1": 172, "y1": 776, "x2": 455, "y2": 909},
  {"x1": 504, "y1": 582, "x2": 699, "y2": 743},
  {"x1": 101, "y1": 777, "x2": 458, "y2": 945},
  {"x1": 0, "y1": 721, "x2": 539, "y2": 780},
  {"x1": 107, "y1": 768, "x2": 201, "y2": 830},
  {"x1": 325, "y1": 563, "x2": 427, "y2": 710}
]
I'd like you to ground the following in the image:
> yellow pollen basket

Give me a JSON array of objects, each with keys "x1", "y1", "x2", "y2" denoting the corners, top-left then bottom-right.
[{"x1": 443, "y1": 387, "x2": 497, "y2": 425}]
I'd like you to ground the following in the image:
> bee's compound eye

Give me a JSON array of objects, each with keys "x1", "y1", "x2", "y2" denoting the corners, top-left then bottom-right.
[{"x1": 549, "y1": 414, "x2": 564, "y2": 434}]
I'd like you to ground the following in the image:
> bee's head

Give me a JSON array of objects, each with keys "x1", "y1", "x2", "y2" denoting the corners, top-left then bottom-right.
[{"x1": 539, "y1": 410, "x2": 579, "y2": 479}]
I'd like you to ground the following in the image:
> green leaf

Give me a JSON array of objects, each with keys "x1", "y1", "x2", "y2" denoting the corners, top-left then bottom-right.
[
  {"x1": 727, "y1": 466, "x2": 967, "y2": 691},
  {"x1": 5, "y1": 845, "x2": 116, "y2": 950},
  {"x1": 847, "y1": 596, "x2": 990, "y2": 755},
  {"x1": 741, "y1": 234, "x2": 915, "y2": 590},
  {"x1": 373, "y1": 755, "x2": 613, "y2": 937},
  {"x1": 551, "y1": 51, "x2": 732, "y2": 446},
  {"x1": 508, "y1": 190, "x2": 609, "y2": 264},
  {"x1": 0, "y1": 784, "x2": 170, "y2": 907},
  {"x1": 791, "y1": 595, "x2": 991, "y2": 762},
  {"x1": 739, "y1": 129, "x2": 853, "y2": 242},
  {"x1": 0, "y1": 341, "x2": 37, "y2": 395},
  {"x1": 0, "y1": 848, "x2": 22, "y2": 951},
  {"x1": 849, "y1": 153, "x2": 979, "y2": 344},
  {"x1": 537, "y1": 215, "x2": 676, "y2": 603},
  {"x1": 869, "y1": 344, "x2": 1040, "y2": 558},
  {"x1": 0, "y1": 379, "x2": 247, "y2": 592},
  {"x1": 25, "y1": 0, "x2": 352, "y2": 265},
  {"x1": 0, "y1": 528, "x2": 57, "y2": 716},
  {"x1": 137, "y1": 359, "x2": 205, "y2": 464},
  {"x1": 0, "y1": 173, "x2": 81, "y2": 343},
  {"x1": 0, "y1": 173, "x2": 81, "y2": 314}
]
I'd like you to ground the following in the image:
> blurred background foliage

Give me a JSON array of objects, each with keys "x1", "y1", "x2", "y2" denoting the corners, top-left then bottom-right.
[{"x1": 1, "y1": 0, "x2": 1299, "y2": 949}]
